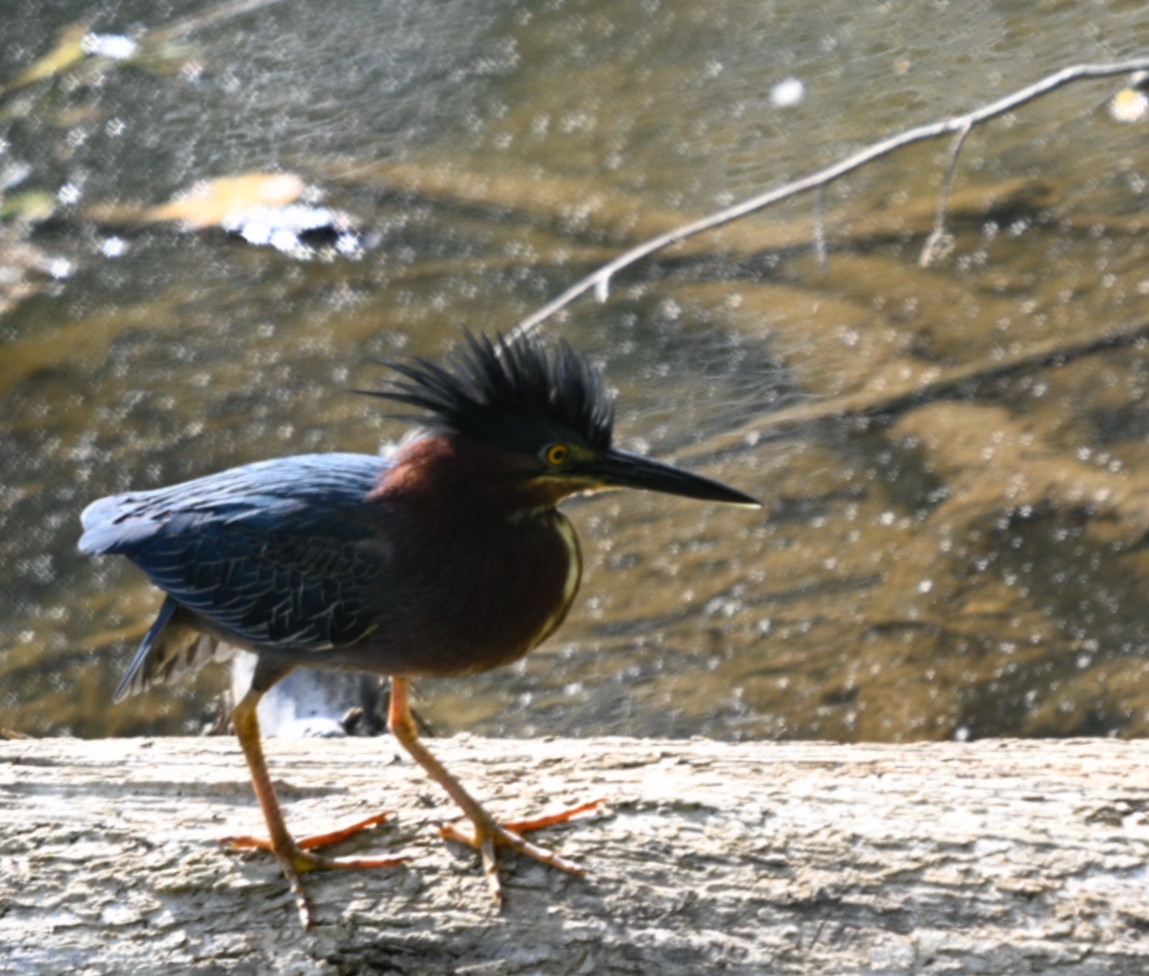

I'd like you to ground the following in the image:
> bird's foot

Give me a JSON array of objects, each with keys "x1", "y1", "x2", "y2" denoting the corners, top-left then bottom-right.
[
  {"x1": 223, "y1": 810, "x2": 398, "y2": 853},
  {"x1": 436, "y1": 799, "x2": 602, "y2": 905},
  {"x1": 222, "y1": 811, "x2": 409, "y2": 929}
]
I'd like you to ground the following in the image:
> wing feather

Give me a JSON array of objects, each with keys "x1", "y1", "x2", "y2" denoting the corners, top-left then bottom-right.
[{"x1": 81, "y1": 453, "x2": 396, "y2": 653}]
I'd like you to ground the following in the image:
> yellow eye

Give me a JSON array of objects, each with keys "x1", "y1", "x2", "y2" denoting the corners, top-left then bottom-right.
[{"x1": 545, "y1": 444, "x2": 569, "y2": 466}]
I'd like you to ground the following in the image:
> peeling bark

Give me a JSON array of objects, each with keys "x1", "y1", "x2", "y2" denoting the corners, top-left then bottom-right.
[{"x1": 2, "y1": 736, "x2": 1148, "y2": 975}]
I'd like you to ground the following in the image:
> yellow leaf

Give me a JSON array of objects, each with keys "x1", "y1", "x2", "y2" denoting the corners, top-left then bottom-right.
[
  {"x1": 3, "y1": 25, "x2": 89, "y2": 94},
  {"x1": 144, "y1": 173, "x2": 305, "y2": 229}
]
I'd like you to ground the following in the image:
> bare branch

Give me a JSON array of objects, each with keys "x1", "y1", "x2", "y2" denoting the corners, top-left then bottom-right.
[
  {"x1": 509, "y1": 60, "x2": 1149, "y2": 343},
  {"x1": 813, "y1": 183, "x2": 828, "y2": 270}
]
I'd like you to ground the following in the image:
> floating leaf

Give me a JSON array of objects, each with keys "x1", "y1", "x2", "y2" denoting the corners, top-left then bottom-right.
[
  {"x1": 0, "y1": 191, "x2": 56, "y2": 222},
  {"x1": 143, "y1": 173, "x2": 305, "y2": 228},
  {"x1": 1, "y1": 24, "x2": 89, "y2": 96}
]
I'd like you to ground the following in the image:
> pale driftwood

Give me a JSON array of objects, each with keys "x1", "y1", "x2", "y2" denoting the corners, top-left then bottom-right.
[{"x1": 2, "y1": 736, "x2": 1148, "y2": 975}]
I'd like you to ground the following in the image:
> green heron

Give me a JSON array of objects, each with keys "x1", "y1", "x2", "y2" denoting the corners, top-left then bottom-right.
[{"x1": 79, "y1": 331, "x2": 759, "y2": 927}]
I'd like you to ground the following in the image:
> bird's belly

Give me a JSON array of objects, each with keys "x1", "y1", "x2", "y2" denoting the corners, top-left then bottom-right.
[{"x1": 333, "y1": 511, "x2": 582, "y2": 679}]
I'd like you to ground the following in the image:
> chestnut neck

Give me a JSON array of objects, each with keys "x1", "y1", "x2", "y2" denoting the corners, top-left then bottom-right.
[{"x1": 370, "y1": 433, "x2": 565, "y2": 523}]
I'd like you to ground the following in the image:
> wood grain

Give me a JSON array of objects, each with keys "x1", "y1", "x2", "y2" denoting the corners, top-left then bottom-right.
[{"x1": 2, "y1": 736, "x2": 1148, "y2": 974}]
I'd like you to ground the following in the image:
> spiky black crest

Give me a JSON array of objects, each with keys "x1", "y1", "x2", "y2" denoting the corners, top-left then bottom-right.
[{"x1": 365, "y1": 332, "x2": 615, "y2": 452}]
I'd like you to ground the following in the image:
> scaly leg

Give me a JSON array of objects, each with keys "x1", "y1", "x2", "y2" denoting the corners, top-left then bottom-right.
[
  {"x1": 388, "y1": 677, "x2": 599, "y2": 905},
  {"x1": 226, "y1": 687, "x2": 408, "y2": 928}
]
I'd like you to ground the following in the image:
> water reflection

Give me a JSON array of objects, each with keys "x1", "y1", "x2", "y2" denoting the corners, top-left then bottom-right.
[{"x1": 3, "y1": 0, "x2": 1149, "y2": 743}]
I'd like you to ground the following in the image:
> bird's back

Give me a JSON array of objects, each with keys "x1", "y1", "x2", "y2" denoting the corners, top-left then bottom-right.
[
  {"x1": 80, "y1": 453, "x2": 391, "y2": 559},
  {"x1": 81, "y1": 453, "x2": 398, "y2": 697}
]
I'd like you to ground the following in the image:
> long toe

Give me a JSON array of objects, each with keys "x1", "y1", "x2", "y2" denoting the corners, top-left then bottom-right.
[
  {"x1": 501, "y1": 799, "x2": 602, "y2": 835},
  {"x1": 437, "y1": 821, "x2": 586, "y2": 877},
  {"x1": 294, "y1": 811, "x2": 396, "y2": 851},
  {"x1": 283, "y1": 844, "x2": 411, "y2": 929},
  {"x1": 290, "y1": 847, "x2": 410, "y2": 927},
  {"x1": 222, "y1": 809, "x2": 395, "y2": 853},
  {"x1": 221, "y1": 813, "x2": 409, "y2": 929},
  {"x1": 437, "y1": 803, "x2": 597, "y2": 904}
]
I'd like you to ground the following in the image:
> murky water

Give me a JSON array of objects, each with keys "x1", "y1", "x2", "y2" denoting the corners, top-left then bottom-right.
[{"x1": 4, "y1": 0, "x2": 1149, "y2": 742}]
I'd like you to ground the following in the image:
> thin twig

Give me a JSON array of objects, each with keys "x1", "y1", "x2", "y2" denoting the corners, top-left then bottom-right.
[
  {"x1": 147, "y1": 0, "x2": 290, "y2": 45},
  {"x1": 919, "y1": 121, "x2": 973, "y2": 268},
  {"x1": 813, "y1": 184, "x2": 828, "y2": 271},
  {"x1": 508, "y1": 60, "x2": 1149, "y2": 344}
]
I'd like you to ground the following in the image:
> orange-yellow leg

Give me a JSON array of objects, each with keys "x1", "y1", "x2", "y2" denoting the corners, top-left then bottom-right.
[
  {"x1": 228, "y1": 688, "x2": 408, "y2": 929},
  {"x1": 388, "y1": 677, "x2": 600, "y2": 905}
]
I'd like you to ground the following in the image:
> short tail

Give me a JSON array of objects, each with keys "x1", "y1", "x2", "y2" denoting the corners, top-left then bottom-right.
[{"x1": 114, "y1": 596, "x2": 235, "y2": 702}]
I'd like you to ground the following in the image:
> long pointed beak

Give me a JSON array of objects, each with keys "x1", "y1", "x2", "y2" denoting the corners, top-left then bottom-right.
[{"x1": 587, "y1": 448, "x2": 761, "y2": 508}]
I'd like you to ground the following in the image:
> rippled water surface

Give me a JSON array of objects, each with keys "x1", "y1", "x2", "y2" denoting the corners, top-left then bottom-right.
[{"x1": 4, "y1": 0, "x2": 1149, "y2": 742}]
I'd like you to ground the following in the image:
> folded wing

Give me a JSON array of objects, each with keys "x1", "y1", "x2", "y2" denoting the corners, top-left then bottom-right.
[{"x1": 80, "y1": 453, "x2": 397, "y2": 696}]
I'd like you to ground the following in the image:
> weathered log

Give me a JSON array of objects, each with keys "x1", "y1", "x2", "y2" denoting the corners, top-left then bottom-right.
[{"x1": 2, "y1": 736, "x2": 1148, "y2": 974}]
